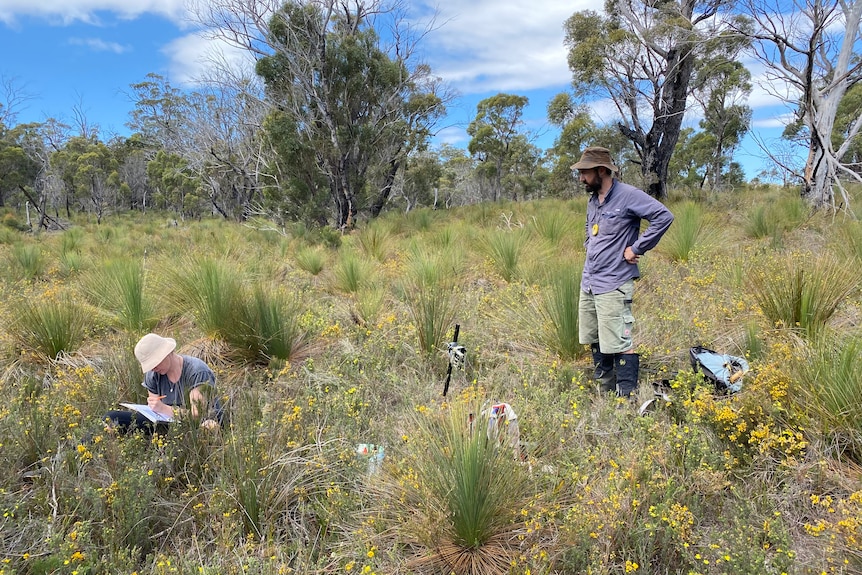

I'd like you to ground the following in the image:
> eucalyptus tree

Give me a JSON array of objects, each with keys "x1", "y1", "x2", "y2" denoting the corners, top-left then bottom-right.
[
  {"x1": 187, "y1": 84, "x2": 271, "y2": 221},
  {"x1": 52, "y1": 136, "x2": 121, "y2": 223},
  {"x1": 0, "y1": 122, "x2": 40, "y2": 208},
  {"x1": 545, "y1": 92, "x2": 596, "y2": 196},
  {"x1": 258, "y1": 1, "x2": 445, "y2": 227},
  {"x1": 501, "y1": 136, "x2": 545, "y2": 202},
  {"x1": 741, "y1": 0, "x2": 862, "y2": 210},
  {"x1": 691, "y1": 55, "x2": 752, "y2": 190},
  {"x1": 467, "y1": 93, "x2": 529, "y2": 202},
  {"x1": 127, "y1": 71, "x2": 274, "y2": 220},
  {"x1": 126, "y1": 73, "x2": 193, "y2": 154},
  {"x1": 191, "y1": 0, "x2": 446, "y2": 228},
  {"x1": 835, "y1": 83, "x2": 862, "y2": 175},
  {"x1": 437, "y1": 144, "x2": 477, "y2": 208},
  {"x1": 564, "y1": 0, "x2": 744, "y2": 199}
]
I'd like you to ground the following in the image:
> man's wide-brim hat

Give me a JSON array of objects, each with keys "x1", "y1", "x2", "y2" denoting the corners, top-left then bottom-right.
[
  {"x1": 571, "y1": 146, "x2": 619, "y2": 172},
  {"x1": 135, "y1": 333, "x2": 177, "y2": 373}
]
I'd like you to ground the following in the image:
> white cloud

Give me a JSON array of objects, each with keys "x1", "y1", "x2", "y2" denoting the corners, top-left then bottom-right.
[
  {"x1": 752, "y1": 113, "x2": 795, "y2": 130},
  {"x1": 414, "y1": 0, "x2": 590, "y2": 95},
  {"x1": 0, "y1": 0, "x2": 188, "y2": 26},
  {"x1": 162, "y1": 31, "x2": 256, "y2": 87},
  {"x1": 434, "y1": 125, "x2": 469, "y2": 146},
  {"x1": 68, "y1": 36, "x2": 130, "y2": 53}
]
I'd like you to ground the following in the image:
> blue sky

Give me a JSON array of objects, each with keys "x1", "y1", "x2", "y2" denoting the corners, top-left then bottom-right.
[{"x1": 0, "y1": 0, "x2": 792, "y2": 179}]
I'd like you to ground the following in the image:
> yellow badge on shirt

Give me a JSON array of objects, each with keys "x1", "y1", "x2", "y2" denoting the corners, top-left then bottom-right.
[{"x1": 591, "y1": 223, "x2": 599, "y2": 236}]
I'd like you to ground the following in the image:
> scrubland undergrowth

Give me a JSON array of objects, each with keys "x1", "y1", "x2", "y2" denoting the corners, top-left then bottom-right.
[{"x1": 0, "y1": 187, "x2": 861, "y2": 575}]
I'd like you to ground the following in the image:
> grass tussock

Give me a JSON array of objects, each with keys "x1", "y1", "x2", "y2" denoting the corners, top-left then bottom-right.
[
  {"x1": 791, "y1": 335, "x2": 862, "y2": 464},
  {"x1": 748, "y1": 253, "x2": 859, "y2": 338},
  {"x1": 660, "y1": 200, "x2": 717, "y2": 261},
  {"x1": 82, "y1": 258, "x2": 159, "y2": 332},
  {"x1": 379, "y1": 399, "x2": 534, "y2": 574},
  {"x1": 11, "y1": 296, "x2": 90, "y2": 359}
]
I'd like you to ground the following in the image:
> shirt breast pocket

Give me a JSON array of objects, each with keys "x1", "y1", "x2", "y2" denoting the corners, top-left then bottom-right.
[{"x1": 600, "y1": 213, "x2": 624, "y2": 234}]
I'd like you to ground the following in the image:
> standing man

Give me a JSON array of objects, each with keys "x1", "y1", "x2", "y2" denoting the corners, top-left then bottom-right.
[{"x1": 573, "y1": 147, "x2": 674, "y2": 399}]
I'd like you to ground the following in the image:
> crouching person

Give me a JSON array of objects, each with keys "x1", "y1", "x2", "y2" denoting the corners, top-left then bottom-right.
[{"x1": 103, "y1": 333, "x2": 223, "y2": 434}]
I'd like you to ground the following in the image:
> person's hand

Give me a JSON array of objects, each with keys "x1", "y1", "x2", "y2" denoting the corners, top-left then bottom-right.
[
  {"x1": 624, "y1": 247, "x2": 640, "y2": 264},
  {"x1": 147, "y1": 394, "x2": 173, "y2": 417}
]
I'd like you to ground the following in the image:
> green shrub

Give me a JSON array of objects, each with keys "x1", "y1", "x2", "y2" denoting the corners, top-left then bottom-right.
[{"x1": 1, "y1": 211, "x2": 29, "y2": 231}]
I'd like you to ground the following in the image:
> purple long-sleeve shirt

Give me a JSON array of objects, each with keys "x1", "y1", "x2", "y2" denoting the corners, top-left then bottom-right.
[{"x1": 581, "y1": 179, "x2": 674, "y2": 295}]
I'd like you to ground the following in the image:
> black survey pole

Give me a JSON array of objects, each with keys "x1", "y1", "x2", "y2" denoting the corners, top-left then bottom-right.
[{"x1": 442, "y1": 324, "x2": 460, "y2": 397}]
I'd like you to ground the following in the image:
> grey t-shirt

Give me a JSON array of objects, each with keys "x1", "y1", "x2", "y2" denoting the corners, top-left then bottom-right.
[{"x1": 142, "y1": 355, "x2": 216, "y2": 409}]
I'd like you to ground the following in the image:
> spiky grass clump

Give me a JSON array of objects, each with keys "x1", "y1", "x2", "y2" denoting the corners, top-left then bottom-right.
[
  {"x1": 791, "y1": 335, "x2": 862, "y2": 464},
  {"x1": 82, "y1": 258, "x2": 158, "y2": 332},
  {"x1": 10, "y1": 242, "x2": 44, "y2": 280},
  {"x1": 357, "y1": 223, "x2": 393, "y2": 262},
  {"x1": 537, "y1": 263, "x2": 583, "y2": 360},
  {"x1": 12, "y1": 297, "x2": 90, "y2": 359},
  {"x1": 400, "y1": 247, "x2": 461, "y2": 354},
  {"x1": 387, "y1": 400, "x2": 533, "y2": 575},
  {"x1": 294, "y1": 245, "x2": 327, "y2": 276},
  {"x1": 402, "y1": 280, "x2": 459, "y2": 355},
  {"x1": 483, "y1": 228, "x2": 530, "y2": 282},
  {"x1": 748, "y1": 254, "x2": 859, "y2": 339},
  {"x1": 744, "y1": 194, "x2": 807, "y2": 241},
  {"x1": 660, "y1": 200, "x2": 714, "y2": 262},
  {"x1": 162, "y1": 257, "x2": 244, "y2": 338},
  {"x1": 229, "y1": 285, "x2": 310, "y2": 365},
  {"x1": 331, "y1": 250, "x2": 375, "y2": 293},
  {"x1": 528, "y1": 208, "x2": 575, "y2": 243},
  {"x1": 829, "y1": 218, "x2": 862, "y2": 265}
]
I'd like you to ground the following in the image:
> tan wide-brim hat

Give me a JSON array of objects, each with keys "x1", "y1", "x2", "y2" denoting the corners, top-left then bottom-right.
[
  {"x1": 571, "y1": 146, "x2": 619, "y2": 172},
  {"x1": 134, "y1": 333, "x2": 177, "y2": 372}
]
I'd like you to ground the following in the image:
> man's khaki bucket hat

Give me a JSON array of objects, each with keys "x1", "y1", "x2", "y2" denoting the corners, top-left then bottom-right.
[{"x1": 571, "y1": 146, "x2": 619, "y2": 172}]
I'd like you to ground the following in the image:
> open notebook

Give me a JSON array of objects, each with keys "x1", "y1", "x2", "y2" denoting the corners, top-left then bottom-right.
[{"x1": 119, "y1": 403, "x2": 174, "y2": 423}]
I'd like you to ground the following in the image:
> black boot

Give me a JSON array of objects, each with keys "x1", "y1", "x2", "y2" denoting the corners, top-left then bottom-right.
[
  {"x1": 591, "y1": 343, "x2": 616, "y2": 393},
  {"x1": 614, "y1": 353, "x2": 640, "y2": 398}
]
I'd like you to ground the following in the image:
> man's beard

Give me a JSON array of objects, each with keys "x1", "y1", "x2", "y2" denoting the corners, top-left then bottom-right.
[{"x1": 585, "y1": 172, "x2": 604, "y2": 194}]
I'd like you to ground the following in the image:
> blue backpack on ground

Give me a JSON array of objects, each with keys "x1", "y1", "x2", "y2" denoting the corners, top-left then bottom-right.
[{"x1": 689, "y1": 346, "x2": 750, "y2": 394}]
